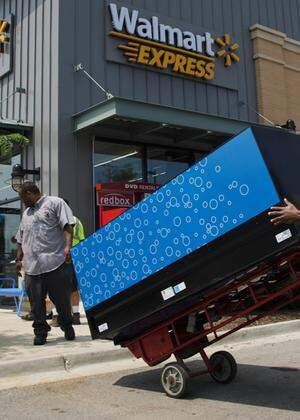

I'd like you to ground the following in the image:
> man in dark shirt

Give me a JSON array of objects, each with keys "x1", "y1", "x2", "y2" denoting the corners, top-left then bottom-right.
[{"x1": 16, "y1": 182, "x2": 75, "y2": 345}]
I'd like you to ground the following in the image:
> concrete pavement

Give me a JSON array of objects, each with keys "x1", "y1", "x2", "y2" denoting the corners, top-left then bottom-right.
[
  {"x1": 0, "y1": 307, "x2": 134, "y2": 389},
  {"x1": 1, "y1": 333, "x2": 300, "y2": 419},
  {"x1": 0, "y1": 307, "x2": 131, "y2": 363},
  {"x1": 1, "y1": 307, "x2": 300, "y2": 391}
]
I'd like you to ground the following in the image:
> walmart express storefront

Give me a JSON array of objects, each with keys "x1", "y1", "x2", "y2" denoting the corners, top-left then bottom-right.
[
  {"x1": 73, "y1": 1, "x2": 245, "y2": 230},
  {"x1": 0, "y1": 0, "x2": 300, "y2": 246}
]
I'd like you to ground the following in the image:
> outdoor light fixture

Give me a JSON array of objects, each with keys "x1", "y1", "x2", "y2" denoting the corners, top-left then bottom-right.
[{"x1": 11, "y1": 164, "x2": 40, "y2": 192}]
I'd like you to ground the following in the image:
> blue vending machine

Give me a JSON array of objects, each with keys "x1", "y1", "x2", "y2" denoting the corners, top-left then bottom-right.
[{"x1": 71, "y1": 126, "x2": 300, "y2": 343}]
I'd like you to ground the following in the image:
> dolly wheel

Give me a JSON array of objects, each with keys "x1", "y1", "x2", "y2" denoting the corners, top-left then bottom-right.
[
  {"x1": 210, "y1": 351, "x2": 237, "y2": 384},
  {"x1": 161, "y1": 363, "x2": 189, "y2": 398}
]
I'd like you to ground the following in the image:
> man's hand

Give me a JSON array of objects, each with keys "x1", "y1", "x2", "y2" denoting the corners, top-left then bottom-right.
[
  {"x1": 64, "y1": 246, "x2": 72, "y2": 264},
  {"x1": 16, "y1": 244, "x2": 23, "y2": 276},
  {"x1": 16, "y1": 260, "x2": 22, "y2": 277},
  {"x1": 63, "y1": 224, "x2": 73, "y2": 264},
  {"x1": 269, "y1": 198, "x2": 300, "y2": 226}
]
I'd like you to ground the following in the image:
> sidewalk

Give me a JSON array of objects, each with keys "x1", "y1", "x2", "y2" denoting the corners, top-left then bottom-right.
[
  {"x1": 0, "y1": 307, "x2": 134, "y2": 389},
  {"x1": 0, "y1": 307, "x2": 118, "y2": 363},
  {"x1": 1, "y1": 306, "x2": 300, "y2": 391}
]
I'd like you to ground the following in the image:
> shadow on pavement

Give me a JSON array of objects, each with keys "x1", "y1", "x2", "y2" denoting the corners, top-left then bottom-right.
[{"x1": 114, "y1": 360, "x2": 300, "y2": 411}]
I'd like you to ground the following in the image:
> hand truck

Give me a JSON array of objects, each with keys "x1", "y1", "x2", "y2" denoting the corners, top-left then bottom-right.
[{"x1": 121, "y1": 249, "x2": 300, "y2": 398}]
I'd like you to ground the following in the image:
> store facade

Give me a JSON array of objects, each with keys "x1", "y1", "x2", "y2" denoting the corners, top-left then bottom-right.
[{"x1": 0, "y1": 0, "x2": 299, "y2": 246}]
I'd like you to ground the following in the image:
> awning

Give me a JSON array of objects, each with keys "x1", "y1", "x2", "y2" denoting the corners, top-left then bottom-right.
[
  {"x1": 0, "y1": 118, "x2": 32, "y2": 133},
  {"x1": 73, "y1": 97, "x2": 250, "y2": 152}
]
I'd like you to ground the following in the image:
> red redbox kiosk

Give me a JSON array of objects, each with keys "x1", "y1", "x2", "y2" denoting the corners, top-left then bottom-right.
[{"x1": 95, "y1": 182, "x2": 161, "y2": 228}]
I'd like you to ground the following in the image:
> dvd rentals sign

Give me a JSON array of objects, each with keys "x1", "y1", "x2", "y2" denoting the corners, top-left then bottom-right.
[
  {"x1": 96, "y1": 182, "x2": 160, "y2": 209},
  {"x1": 106, "y1": 2, "x2": 240, "y2": 87}
]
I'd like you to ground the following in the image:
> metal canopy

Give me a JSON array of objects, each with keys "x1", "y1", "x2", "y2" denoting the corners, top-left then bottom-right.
[
  {"x1": 0, "y1": 118, "x2": 32, "y2": 133},
  {"x1": 73, "y1": 97, "x2": 249, "y2": 136}
]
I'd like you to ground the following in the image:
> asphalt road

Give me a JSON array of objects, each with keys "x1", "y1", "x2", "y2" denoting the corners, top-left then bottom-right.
[{"x1": 1, "y1": 336, "x2": 300, "y2": 420}]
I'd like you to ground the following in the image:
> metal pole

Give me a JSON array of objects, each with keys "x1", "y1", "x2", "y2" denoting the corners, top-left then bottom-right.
[
  {"x1": 238, "y1": 100, "x2": 277, "y2": 127},
  {"x1": 0, "y1": 88, "x2": 26, "y2": 119},
  {"x1": 74, "y1": 63, "x2": 113, "y2": 100}
]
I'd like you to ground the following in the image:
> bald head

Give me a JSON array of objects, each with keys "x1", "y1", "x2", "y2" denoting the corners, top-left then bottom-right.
[{"x1": 19, "y1": 182, "x2": 41, "y2": 207}]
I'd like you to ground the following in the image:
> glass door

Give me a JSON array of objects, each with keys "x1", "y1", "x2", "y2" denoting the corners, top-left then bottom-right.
[
  {"x1": 94, "y1": 141, "x2": 143, "y2": 184},
  {"x1": 147, "y1": 147, "x2": 195, "y2": 184}
]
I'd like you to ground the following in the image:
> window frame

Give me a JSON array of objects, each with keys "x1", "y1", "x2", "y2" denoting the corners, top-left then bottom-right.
[{"x1": 93, "y1": 137, "x2": 203, "y2": 185}]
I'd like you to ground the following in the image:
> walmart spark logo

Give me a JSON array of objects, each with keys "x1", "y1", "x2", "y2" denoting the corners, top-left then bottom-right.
[
  {"x1": 215, "y1": 34, "x2": 240, "y2": 67},
  {"x1": 0, "y1": 18, "x2": 10, "y2": 53}
]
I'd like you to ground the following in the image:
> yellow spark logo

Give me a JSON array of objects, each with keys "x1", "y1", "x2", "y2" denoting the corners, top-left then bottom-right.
[
  {"x1": 215, "y1": 34, "x2": 240, "y2": 67},
  {"x1": 0, "y1": 19, "x2": 10, "y2": 53}
]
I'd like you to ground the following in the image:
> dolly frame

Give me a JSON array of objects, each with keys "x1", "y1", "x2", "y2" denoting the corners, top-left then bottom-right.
[{"x1": 121, "y1": 249, "x2": 300, "y2": 397}]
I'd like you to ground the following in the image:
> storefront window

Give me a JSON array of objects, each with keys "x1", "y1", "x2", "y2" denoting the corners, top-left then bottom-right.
[
  {"x1": 94, "y1": 141, "x2": 143, "y2": 184},
  {"x1": 94, "y1": 141, "x2": 200, "y2": 186},
  {"x1": 0, "y1": 154, "x2": 20, "y2": 203},
  {"x1": 147, "y1": 147, "x2": 195, "y2": 185},
  {"x1": 0, "y1": 206, "x2": 20, "y2": 255},
  {"x1": 0, "y1": 154, "x2": 21, "y2": 279},
  {"x1": 93, "y1": 140, "x2": 203, "y2": 229}
]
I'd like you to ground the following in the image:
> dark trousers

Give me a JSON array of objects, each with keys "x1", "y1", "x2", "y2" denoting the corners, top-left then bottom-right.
[
  {"x1": 29, "y1": 263, "x2": 73, "y2": 336},
  {"x1": 25, "y1": 275, "x2": 34, "y2": 313}
]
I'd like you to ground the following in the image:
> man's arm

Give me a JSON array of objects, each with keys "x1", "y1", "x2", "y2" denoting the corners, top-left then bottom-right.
[
  {"x1": 55, "y1": 198, "x2": 75, "y2": 262},
  {"x1": 16, "y1": 244, "x2": 23, "y2": 276},
  {"x1": 15, "y1": 220, "x2": 24, "y2": 276},
  {"x1": 64, "y1": 224, "x2": 73, "y2": 264},
  {"x1": 269, "y1": 198, "x2": 300, "y2": 226}
]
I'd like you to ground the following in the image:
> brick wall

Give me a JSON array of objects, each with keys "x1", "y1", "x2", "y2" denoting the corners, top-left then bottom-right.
[{"x1": 250, "y1": 24, "x2": 300, "y2": 130}]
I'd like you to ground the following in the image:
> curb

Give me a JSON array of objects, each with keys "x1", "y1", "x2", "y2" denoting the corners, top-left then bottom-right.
[
  {"x1": 63, "y1": 347, "x2": 133, "y2": 371},
  {"x1": 0, "y1": 347, "x2": 132, "y2": 379},
  {"x1": 1, "y1": 319, "x2": 299, "y2": 381},
  {"x1": 220, "y1": 319, "x2": 300, "y2": 344}
]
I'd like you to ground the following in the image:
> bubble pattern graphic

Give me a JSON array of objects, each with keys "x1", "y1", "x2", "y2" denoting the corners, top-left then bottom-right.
[{"x1": 71, "y1": 129, "x2": 280, "y2": 311}]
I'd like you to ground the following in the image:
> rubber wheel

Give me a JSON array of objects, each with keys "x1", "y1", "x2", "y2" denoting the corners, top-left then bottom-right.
[
  {"x1": 210, "y1": 351, "x2": 237, "y2": 384},
  {"x1": 161, "y1": 363, "x2": 189, "y2": 398}
]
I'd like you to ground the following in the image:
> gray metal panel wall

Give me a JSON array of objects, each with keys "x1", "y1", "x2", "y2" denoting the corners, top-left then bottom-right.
[
  {"x1": 58, "y1": 0, "x2": 95, "y2": 232},
  {"x1": 0, "y1": 0, "x2": 59, "y2": 195},
  {"x1": 63, "y1": 0, "x2": 300, "y2": 120},
  {"x1": 58, "y1": 0, "x2": 300, "y2": 232},
  {"x1": 1, "y1": 0, "x2": 299, "y2": 232}
]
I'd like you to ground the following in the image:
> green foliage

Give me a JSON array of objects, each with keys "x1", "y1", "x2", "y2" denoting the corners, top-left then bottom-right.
[{"x1": 0, "y1": 133, "x2": 29, "y2": 158}]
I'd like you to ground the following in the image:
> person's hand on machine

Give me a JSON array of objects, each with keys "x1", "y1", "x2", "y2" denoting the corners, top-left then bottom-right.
[{"x1": 269, "y1": 198, "x2": 300, "y2": 226}]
